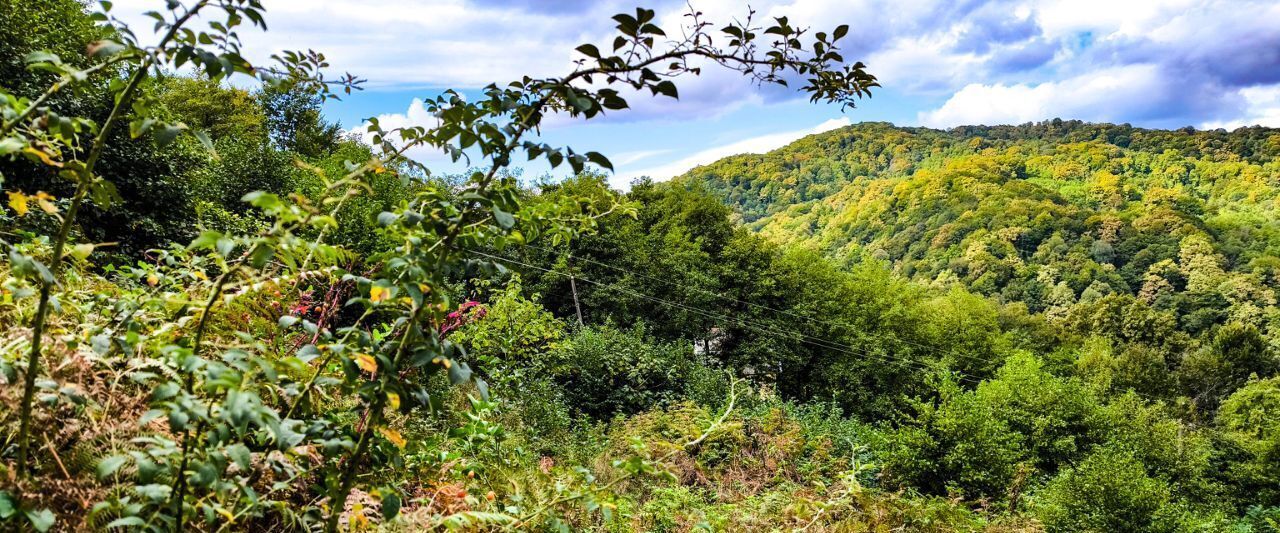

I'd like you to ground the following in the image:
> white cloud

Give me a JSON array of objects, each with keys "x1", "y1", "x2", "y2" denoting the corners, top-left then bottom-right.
[
  {"x1": 109, "y1": 0, "x2": 607, "y2": 88},
  {"x1": 108, "y1": 0, "x2": 1280, "y2": 144},
  {"x1": 864, "y1": 34, "x2": 987, "y2": 93},
  {"x1": 618, "y1": 117, "x2": 852, "y2": 188},
  {"x1": 1202, "y1": 85, "x2": 1280, "y2": 130},
  {"x1": 917, "y1": 64, "x2": 1180, "y2": 127},
  {"x1": 1032, "y1": 0, "x2": 1199, "y2": 40},
  {"x1": 609, "y1": 149, "x2": 673, "y2": 167},
  {"x1": 353, "y1": 98, "x2": 461, "y2": 166}
]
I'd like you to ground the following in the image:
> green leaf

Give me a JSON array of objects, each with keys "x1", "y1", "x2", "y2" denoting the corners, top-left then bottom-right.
[
  {"x1": 190, "y1": 230, "x2": 224, "y2": 250},
  {"x1": 215, "y1": 236, "x2": 234, "y2": 258},
  {"x1": 153, "y1": 123, "x2": 184, "y2": 147},
  {"x1": 89, "y1": 179, "x2": 120, "y2": 209},
  {"x1": 70, "y1": 243, "x2": 94, "y2": 260},
  {"x1": 23, "y1": 51, "x2": 60, "y2": 66},
  {"x1": 296, "y1": 344, "x2": 321, "y2": 363},
  {"x1": 653, "y1": 80, "x2": 678, "y2": 99},
  {"x1": 129, "y1": 117, "x2": 154, "y2": 139},
  {"x1": 106, "y1": 516, "x2": 146, "y2": 528},
  {"x1": 242, "y1": 191, "x2": 280, "y2": 209},
  {"x1": 585, "y1": 151, "x2": 614, "y2": 172},
  {"x1": 24, "y1": 509, "x2": 55, "y2": 532},
  {"x1": 90, "y1": 334, "x2": 111, "y2": 356},
  {"x1": 493, "y1": 208, "x2": 515, "y2": 229},
  {"x1": 135, "y1": 483, "x2": 171, "y2": 502},
  {"x1": 448, "y1": 360, "x2": 472, "y2": 385},
  {"x1": 226, "y1": 443, "x2": 251, "y2": 470},
  {"x1": 0, "y1": 138, "x2": 23, "y2": 156},
  {"x1": 97, "y1": 455, "x2": 129, "y2": 479},
  {"x1": 575, "y1": 43, "x2": 601, "y2": 58},
  {"x1": 192, "y1": 129, "x2": 217, "y2": 158},
  {"x1": 138, "y1": 409, "x2": 165, "y2": 425},
  {"x1": 381, "y1": 490, "x2": 402, "y2": 520},
  {"x1": 0, "y1": 491, "x2": 15, "y2": 519},
  {"x1": 9, "y1": 251, "x2": 54, "y2": 284},
  {"x1": 248, "y1": 243, "x2": 274, "y2": 268},
  {"x1": 87, "y1": 39, "x2": 125, "y2": 58}
]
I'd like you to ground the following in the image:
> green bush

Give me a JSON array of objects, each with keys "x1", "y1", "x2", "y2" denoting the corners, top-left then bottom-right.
[
  {"x1": 1036, "y1": 446, "x2": 1171, "y2": 532},
  {"x1": 1215, "y1": 377, "x2": 1280, "y2": 508},
  {"x1": 886, "y1": 353, "x2": 1107, "y2": 502},
  {"x1": 553, "y1": 324, "x2": 697, "y2": 419}
]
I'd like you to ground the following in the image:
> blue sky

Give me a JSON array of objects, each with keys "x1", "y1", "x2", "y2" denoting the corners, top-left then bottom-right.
[{"x1": 114, "y1": 0, "x2": 1280, "y2": 187}]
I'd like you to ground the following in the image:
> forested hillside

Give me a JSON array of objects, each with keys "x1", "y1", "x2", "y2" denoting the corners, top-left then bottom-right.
[
  {"x1": 2, "y1": 1, "x2": 1278, "y2": 532},
  {"x1": 682, "y1": 122, "x2": 1280, "y2": 337}
]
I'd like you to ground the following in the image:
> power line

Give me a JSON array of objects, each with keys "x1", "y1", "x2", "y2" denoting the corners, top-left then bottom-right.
[
  {"x1": 469, "y1": 248, "x2": 986, "y2": 387},
  {"x1": 523, "y1": 242, "x2": 1008, "y2": 379},
  {"x1": 508, "y1": 244, "x2": 1182, "y2": 407}
]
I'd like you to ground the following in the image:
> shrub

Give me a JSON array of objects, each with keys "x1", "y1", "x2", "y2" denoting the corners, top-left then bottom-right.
[
  {"x1": 1036, "y1": 446, "x2": 1171, "y2": 532},
  {"x1": 552, "y1": 325, "x2": 697, "y2": 419},
  {"x1": 1215, "y1": 377, "x2": 1280, "y2": 507}
]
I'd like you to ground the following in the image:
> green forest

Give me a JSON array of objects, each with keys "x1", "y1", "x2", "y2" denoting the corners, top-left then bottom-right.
[{"x1": 1, "y1": 1, "x2": 1278, "y2": 532}]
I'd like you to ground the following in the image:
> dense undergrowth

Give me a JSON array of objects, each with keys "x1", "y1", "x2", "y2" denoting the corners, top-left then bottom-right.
[{"x1": 2, "y1": 1, "x2": 1279, "y2": 532}]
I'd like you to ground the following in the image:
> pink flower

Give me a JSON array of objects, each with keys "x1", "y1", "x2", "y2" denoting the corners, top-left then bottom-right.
[{"x1": 439, "y1": 300, "x2": 487, "y2": 337}]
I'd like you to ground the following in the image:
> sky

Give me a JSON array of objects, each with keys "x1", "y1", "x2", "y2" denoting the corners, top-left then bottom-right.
[{"x1": 112, "y1": 0, "x2": 1280, "y2": 187}]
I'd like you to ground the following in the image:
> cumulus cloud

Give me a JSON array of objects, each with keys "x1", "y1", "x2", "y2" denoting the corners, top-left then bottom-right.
[
  {"x1": 110, "y1": 0, "x2": 1280, "y2": 138},
  {"x1": 917, "y1": 0, "x2": 1280, "y2": 127},
  {"x1": 618, "y1": 117, "x2": 852, "y2": 188},
  {"x1": 109, "y1": 0, "x2": 616, "y2": 88},
  {"x1": 352, "y1": 98, "x2": 458, "y2": 166},
  {"x1": 1202, "y1": 86, "x2": 1280, "y2": 130},
  {"x1": 917, "y1": 64, "x2": 1221, "y2": 128}
]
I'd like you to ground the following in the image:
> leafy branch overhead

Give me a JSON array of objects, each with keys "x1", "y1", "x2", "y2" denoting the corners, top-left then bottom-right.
[{"x1": 365, "y1": 5, "x2": 876, "y2": 176}]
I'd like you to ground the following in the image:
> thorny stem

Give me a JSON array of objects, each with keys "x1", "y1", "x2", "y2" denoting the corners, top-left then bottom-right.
[
  {"x1": 13, "y1": 0, "x2": 211, "y2": 479},
  {"x1": 324, "y1": 294, "x2": 431, "y2": 532},
  {"x1": 168, "y1": 266, "x2": 236, "y2": 530},
  {"x1": 13, "y1": 173, "x2": 90, "y2": 477},
  {"x1": 324, "y1": 396, "x2": 385, "y2": 533},
  {"x1": 322, "y1": 317, "x2": 420, "y2": 533}
]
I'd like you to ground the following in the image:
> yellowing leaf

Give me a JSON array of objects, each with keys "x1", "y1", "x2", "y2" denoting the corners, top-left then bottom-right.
[
  {"x1": 369, "y1": 285, "x2": 389, "y2": 303},
  {"x1": 349, "y1": 503, "x2": 370, "y2": 528},
  {"x1": 33, "y1": 191, "x2": 57, "y2": 214},
  {"x1": 7, "y1": 190, "x2": 29, "y2": 216},
  {"x1": 432, "y1": 357, "x2": 452, "y2": 369},
  {"x1": 387, "y1": 392, "x2": 401, "y2": 410},
  {"x1": 216, "y1": 508, "x2": 235, "y2": 523},
  {"x1": 193, "y1": 270, "x2": 208, "y2": 281},
  {"x1": 23, "y1": 147, "x2": 62, "y2": 168},
  {"x1": 379, "y1": 427, "x2": 406, "y2": 448},
  {"x1": 354, "y1": 353, "x2": 378, "y2": 373},
  {"x1": 70, "y1": 243, "x2": 94, "y2": 260}
]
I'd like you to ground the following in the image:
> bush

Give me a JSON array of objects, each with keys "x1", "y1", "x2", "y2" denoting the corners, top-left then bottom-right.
[
  {"x1": 1215, "y1": 377, "x2": 1280, "y2": 508},
  {"x1": 885, "y1": 353, "x2": 1106, "y2": 502},
  {"x1": 1036, "y1": 446, "x2": 1171, "y2": 532},
  {"x1": 553, "y1": 325, "x2": 697, "y2": 419}
]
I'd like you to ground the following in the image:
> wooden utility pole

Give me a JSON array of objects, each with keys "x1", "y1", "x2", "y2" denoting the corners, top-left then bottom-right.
[
  {"x1": 567, "y1": 254, "x2": 584, "y2": 326},
  {"x1": 570, "y1": 273, "x2": 584, "y2": 326}
]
